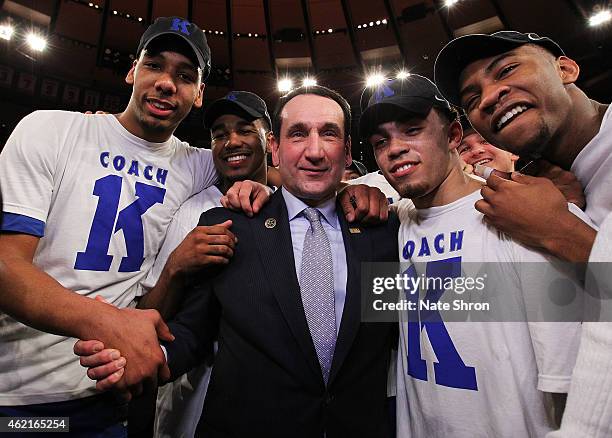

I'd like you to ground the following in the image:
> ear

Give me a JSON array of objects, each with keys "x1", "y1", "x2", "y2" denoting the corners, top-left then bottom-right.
[
  {"x1": 344, "y1": 136, "x2": 353, "y2": 168},
  {"x1": 557, "y1": 56, "x2": 580, "y2": 85},
  {"x1": 265, "y1": 131, "x2": 274, "y2": 154},
  {"x1": 271, "y1": 135, "x2": 281, "y2": 167},
  {"x1": 447, "y1": 120, "x2": 462, "y2": 152},
  {"x1": 193, "y1": 83, "x2": 205, "y2": 109},
  {"x1": 510, "y1": 153, "x2": 519, "y2": 163},
  {"x1": 125, "y1": 60, "x2": 138, "y2": 85}
]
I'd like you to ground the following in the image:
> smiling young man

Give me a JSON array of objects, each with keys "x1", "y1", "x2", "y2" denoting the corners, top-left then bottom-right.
[
  {"x1": 0, "y1": 16, "x2": 241, "y2": 436},
  {"x1": 359, "y1": 75, "x2": 586, "y2": 437},
  {"x1": 434, "y1": 30, "x2": 611, "y2": 437},
  {"x1": 127, "y1": 91, "x2": 271, "y2": 438}
]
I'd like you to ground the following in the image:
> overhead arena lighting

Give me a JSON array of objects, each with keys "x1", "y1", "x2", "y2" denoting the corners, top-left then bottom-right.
[
  {"x1": 278, "y1": 78, "x2": 293, "y2": 92},
  {"x1": 26, "y1": 32, "x2": 47, "y2": 51},
  {"x1": 0, "y1": 24, "x2": 14, "y2": 41},
  {"x1": 302, "y1": 77, "x2": 317, "y2": 87},
  {"x1": 396, "y1": 70, "x2": 410, "y2": 79},
  {"x1": 366, "y1": 73, "x2": 386, "y2": 87},
  {"x1": 588, "y1": 9, "x2": 611, "y2": 27},
  {"x1": 445, "y1": 0, "x2": 460, "y2": 7}
]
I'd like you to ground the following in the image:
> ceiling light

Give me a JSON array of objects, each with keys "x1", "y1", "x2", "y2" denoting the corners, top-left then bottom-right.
[
  {"x1": 254, "y1": 33, "x2": 258, "y2": 37},
  {"x1": 357, "y1": 25, "x2": 361, "y2": 29},
  {"x1": 382, "y1": 19, "x2": 387, "y2": 24},
  {"x1": 589, "y1": 9, "x2": 611, "y2": 27},
  {"x1": 369, "y1": 21, "x2": 374, "y2": 26},
  {"x1": 444, "y1": 0, "x2": 459, "y2": 7},
  {"x1": 88, "y1": 2, "x2": 93, "y2": 6},
  {"x1": 302, "y1": 77, "x2": 317, "y2": 87},
  {"x1": 0, "y1": 24, "x2": 14, "y2": 41},
  {"x1": 26, "y1": 33, "x2": 47, "y2": 51},
  {"x1": 278, "y1": 78, "x2": 293, "y2": 92},
  {"x1": 248, "y1": 33, "x2": 252, "y2": 37},
  {"x1": 366, "y1": 73, "x2": 385, "y2": 87},
  {"x1": 138, "y1": 17, "x2": 143, "y2": 22},
  {"x1": 328, "y1": 28, "x2": 333, "y2": 33},
  {"x1": 396, "y1": 70, "x2": 410, "y2": 79},
  {"x1": 376, "y1": 20, "x2": 381, "y2": 25}
]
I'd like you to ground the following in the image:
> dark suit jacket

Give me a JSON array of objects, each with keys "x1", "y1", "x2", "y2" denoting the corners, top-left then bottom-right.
[{"x1": 165, "y1": 190, "x2": 399, "y2": 438}]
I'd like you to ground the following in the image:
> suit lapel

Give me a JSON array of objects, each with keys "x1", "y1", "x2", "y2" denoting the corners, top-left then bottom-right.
[
  {"x1": 329, "y1": 210, "x2": 373, "y2": 384},
  {"x1": 250, "y1": 191, "x2": 322, "y2": 380}
]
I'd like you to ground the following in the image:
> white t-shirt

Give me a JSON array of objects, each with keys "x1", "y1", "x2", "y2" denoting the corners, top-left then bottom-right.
[
  {"x1": 137, "y1": 186, "x2": 222, "y2": 438},
  {"x1": 395, "y1": 190, "x2": 584, "y2": 438},
  {"x1": 348, "y1": 171, "x2": 401, "y2": 204},
  {"x1": 0, "y1": 111, "x2": 217, "y2": 405},
  {"x1": 571, "y1": 104, "x2": 612, "y2": 226}
]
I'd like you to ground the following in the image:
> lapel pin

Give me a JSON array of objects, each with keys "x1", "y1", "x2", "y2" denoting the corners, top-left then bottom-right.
[
  {"x1": 265, "y1": 218, "x2": 277, "y2": 229},
  {"x1": 349, "y1": 227, "x2": 361, "y2": 234}
]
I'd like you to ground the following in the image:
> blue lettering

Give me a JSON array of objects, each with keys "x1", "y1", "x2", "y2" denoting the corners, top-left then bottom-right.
[
  {"x1": 171, "y1": 18, "x2": 192, "y2": 35},
  {"x1": 450, "y1": 230, "x2": 464, "y2": 252},
  {"x1": 156, "y1": 168, "x2": 168, "y2": 185},
  {"x1": 418, "y1": 237, "x2": 431, "y2": 257},
  {"x1": 405, "y1": 257, "x2": 478, "y2": 391},
  {"x1": 128, "y1": 160, "x2": 140, "y2": 176},
  {"x1": 434, "y1": 233, "x2": 444, "y2": 254},
  {"x1": 113, "y1": 155, "x2": 126, "y2": 171},
  {"x1": 100, "y1": 152, "x2": 110, "y2": 168},
  {"x1": 144, "y1": 165, "x2": 154, "y2": 180},
  {"x1": 403, "y1": 240, "x2": 415, "y2": 260}
]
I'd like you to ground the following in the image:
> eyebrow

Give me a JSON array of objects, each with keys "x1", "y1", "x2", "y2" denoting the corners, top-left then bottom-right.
[
  {"x1": 144, "y1": 52, "x2": 198, "y2": 73},
  {"x1": 320, "y1": 122, "x2": 342, "y2": 134},
  {"x1": 459, "y1": 51, "x2": 516, "y2": 102}
]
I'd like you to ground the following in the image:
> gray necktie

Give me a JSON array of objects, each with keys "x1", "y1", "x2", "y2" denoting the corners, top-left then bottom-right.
[{"x1": 299, "y1": 207, "x2": 337, "y2": 384}]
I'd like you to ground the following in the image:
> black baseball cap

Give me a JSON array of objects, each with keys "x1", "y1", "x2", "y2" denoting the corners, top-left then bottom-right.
[
  {"x1": 346, "y1": 160, "x2": 367, "y2": 177},
  {"x1": 359, "y1": 74, "x2": 453, "y2": 139},
  {"x1": 204, "y1": 91, "x2": 272, "y2": 130},
  {"x1": 434, "y1": 31, "x2": 565, "y2": 107},
  {"x1": 459, "y1": 114, "x2": 476, "y2": 135},
  {"x1": 138, "y1": 16, "x2": 211, "y2": 79}
]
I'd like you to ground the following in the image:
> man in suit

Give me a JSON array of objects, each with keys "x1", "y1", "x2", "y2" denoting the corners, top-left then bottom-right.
[{"x1": 77, "y1": 85, "x2": 399, "y2": 437}]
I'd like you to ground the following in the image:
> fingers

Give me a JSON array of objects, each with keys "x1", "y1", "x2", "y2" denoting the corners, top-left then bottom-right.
[
  {"x1": 87, "y1": 356, "x2": 126, "y2": 381},
  {"x1": 94, "y1": 295, "x2": 110, "y2": 304},
  {"x1": 480, "y1": 185, "x2": 495, "y2": 202},
  {"x1": 361, "y1": 189, "x2": 382, "y2": 225},
  {"x1": 378, "y1": 196, "x2": 389, "y2": 222},
  {"x1": 79, "y1": 348, "x2": 121, "y2": 367},
  {"x1": 96, "y1": 368, "x2": 127, "y2": 393},
  {"x1": 152, "y1": 314, "x2": 175, "y2": 342},
  {"x1": 251, "y1": 185, "x2": 271, "y2": 214},
  {"x1": 474, "y1": 199, "x2": 493, "y2": 216},
  {"x1": 74, "y1": 339, "x2": 104, "y2": 356}
]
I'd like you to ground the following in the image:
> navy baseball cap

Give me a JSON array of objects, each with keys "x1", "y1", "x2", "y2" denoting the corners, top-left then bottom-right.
[
  {"x1": 459, "y1": 114, "x2": 476, "y2": 135},
  {"x1": 204, "y1": 91, "x2": 272, "y2": 130},
  {"x1": 434, "y1": 31, "x2": 565, "y2": 107},
  {"x1": 138, "y1": 16, "x2": 211, "y2": 79},
  {"x1": 346, "y1": 160, "x2": 367, "y2": 177},
  {"x1": 359, "y1": 75, "x2": 453, "y2": 139}
]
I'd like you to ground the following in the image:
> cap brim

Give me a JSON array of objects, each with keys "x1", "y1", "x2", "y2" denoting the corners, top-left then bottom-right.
[
  {"x1": 204, "y1": 99, "x2": 263, "y2": 129},
  {"x1": 359, "y1": 98, "x2": 432, "y2": 139},
  {"x1": 143, "y1": 31, "x2": 208, "y2": 74},
  {"x1": 435, "y1": 34, "x2": 525, "y2": 107},
  {"x1": 435, "y1": 33, "x2": 564, "y2": 107}
]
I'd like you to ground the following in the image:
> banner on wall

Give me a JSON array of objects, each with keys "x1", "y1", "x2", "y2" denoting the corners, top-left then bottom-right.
[
  {"x1": 41, "y1": 79, "x2": 60, "y2": 100},
  {"x1": 17, "y1": 72, "x2": 36, "y2": 95}
]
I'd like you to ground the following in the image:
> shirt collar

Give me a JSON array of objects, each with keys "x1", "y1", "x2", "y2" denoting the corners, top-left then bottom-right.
[{"x1": 281, "y1": 187, "x2": 340, "y2": 229}]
